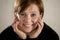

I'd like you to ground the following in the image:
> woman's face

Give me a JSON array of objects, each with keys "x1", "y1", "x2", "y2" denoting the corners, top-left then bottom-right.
[{"x1": 17, "y1": 4, "x2": 41, "y2": 33}]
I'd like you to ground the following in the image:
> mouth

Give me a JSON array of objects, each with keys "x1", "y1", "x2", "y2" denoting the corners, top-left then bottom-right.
[
  {"x1": 22, "y1": 23, "x2": 37, "y2": 33},
  {"x1": 23, "y1": 24, "x2": 32, "y2": 28}
]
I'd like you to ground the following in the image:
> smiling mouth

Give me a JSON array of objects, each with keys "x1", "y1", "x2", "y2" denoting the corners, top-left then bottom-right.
[{"x1": 23, "y1": 24, "x2": 32, "y2": 28}]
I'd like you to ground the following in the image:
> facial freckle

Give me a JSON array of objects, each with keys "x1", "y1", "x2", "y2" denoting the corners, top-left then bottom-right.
[{"x1": 17, "y1": 4, "x2": 40, "y2": 33}]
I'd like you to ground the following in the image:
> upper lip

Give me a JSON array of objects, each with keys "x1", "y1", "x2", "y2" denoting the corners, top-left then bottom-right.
[
  {"x1": 23, "y1": 24, "x2": 32, "y2": 26},
  {"x1": 25, "y1": 25, "x2": 31, "y2": 26}
]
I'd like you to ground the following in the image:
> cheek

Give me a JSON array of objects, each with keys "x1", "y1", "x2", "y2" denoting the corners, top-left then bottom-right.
[
  {"x1": 32, "y1": 17, "x2": 38, "y2": 23},
  {"x1": 19, "y1": 17, "x2": 24, "y2": 24},
  {"x1": 31, "y1": 17, "x2": 38, "y2": 30},
  {"x1": 32, "y1": 16, "x2": 40, "y2": 25}
]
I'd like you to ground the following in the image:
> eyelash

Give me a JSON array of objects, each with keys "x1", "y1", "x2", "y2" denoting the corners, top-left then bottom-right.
[
  {"x1": 19, "y1": 12, "x2": 26, "y2": 16},
  {"x1": 19, "y1": 12, "x2": 36, "y2": 17},
  {"x1": 20, "y1": 13, "x2": 25, "y2": 16},
  {"x1": 31, "y1": 13, "x2": 36, "y2": 17}
]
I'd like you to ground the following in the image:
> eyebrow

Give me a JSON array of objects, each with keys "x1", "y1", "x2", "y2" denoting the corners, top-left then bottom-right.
[
  {"x1": 20, "y1": 11, "x2": 37, "y2": 14},
  {"x1": 30, "y1": 11, "x2": 37, "y2": 13}
]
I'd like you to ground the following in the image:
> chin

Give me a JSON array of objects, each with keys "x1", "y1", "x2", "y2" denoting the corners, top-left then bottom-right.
[
  {"x1": 24, "y1": 29, "x2": 32, "y2": 33},
  {"x1": 22, "y1": 25, "x2": 33, "y2": 33}
]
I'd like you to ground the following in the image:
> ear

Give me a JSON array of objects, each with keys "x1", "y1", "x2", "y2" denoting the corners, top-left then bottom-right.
[
  {"x1": 14, "y1": 13, "x2": 19, "y2": 21},
  {"x1": 40, "y1": 13, "x2": 44, "y2": 19},
  {"x1": 14, "y1": 13, "x2": 17, "y2": 18}
]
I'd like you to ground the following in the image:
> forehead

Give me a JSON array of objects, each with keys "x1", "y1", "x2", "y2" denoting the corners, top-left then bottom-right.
[{"x1": 24, "y1": 4, "x2": 39, "y2": 13}]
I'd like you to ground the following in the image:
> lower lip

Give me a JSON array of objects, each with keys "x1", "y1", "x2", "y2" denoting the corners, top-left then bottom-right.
[
  {"x1": 25, "y1": 26, "x2": 32, "y2": 28},
  {"x1": 24, "y1": 25, "x2": 32, "y2": 28}
]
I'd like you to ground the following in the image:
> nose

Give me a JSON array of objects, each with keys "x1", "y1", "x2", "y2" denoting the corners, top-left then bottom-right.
[{"x1": 24, "y1": 15, "x2": 32, "y2": 25}]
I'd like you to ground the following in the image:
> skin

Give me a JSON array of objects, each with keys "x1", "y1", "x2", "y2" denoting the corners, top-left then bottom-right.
[{"x1": 12, "y1": 4, "x2": 44, "y2": 39}]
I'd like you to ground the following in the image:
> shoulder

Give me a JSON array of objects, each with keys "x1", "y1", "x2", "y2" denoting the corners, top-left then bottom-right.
[
  {"x1": 38, "y1": 22, "x2": 59, "y2": 40},
  {"x1": 0, "y1": 26, "x2": 21, "y2": 40},
  {"x1": 0, "y1": 26, "x2": 14, "y2": 35}
]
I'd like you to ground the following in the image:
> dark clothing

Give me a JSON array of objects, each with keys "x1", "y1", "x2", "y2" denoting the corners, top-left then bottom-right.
[{"x1": 0, "y1": 23, "x2": 59, "y2": 40}]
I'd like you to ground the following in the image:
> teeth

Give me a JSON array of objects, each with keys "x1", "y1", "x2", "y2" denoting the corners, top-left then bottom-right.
[
  {"x1": 25, "y1": 25, "x2": 31, "y2": 26},
  {"x1": 23, "y1": 24, "x2": 32, "y2": 27}
]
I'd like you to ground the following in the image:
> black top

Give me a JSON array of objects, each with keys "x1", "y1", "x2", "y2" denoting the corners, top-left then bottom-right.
[{"x1": 0, "y1": 23, "x2": 59, "y2": 40}]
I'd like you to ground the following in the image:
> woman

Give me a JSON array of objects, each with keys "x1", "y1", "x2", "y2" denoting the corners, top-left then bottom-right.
[{"x1": 0, "y1": 0, "x2": 59, "y2": 40}]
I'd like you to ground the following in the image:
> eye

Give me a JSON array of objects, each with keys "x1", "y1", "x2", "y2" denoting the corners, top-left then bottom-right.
[
  {"x1": 31, "y1": 13, "x2": 36, "y2": 17},
  {"x1": 20, "y1": 13, "x2": 25, "y2": 16},
  {"x1": 19, "y1": 12, "x2": 25, "y2": 16}
]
